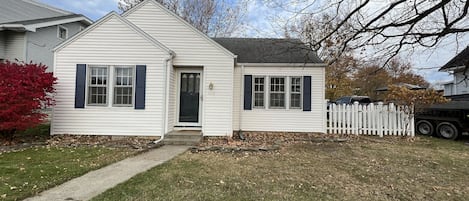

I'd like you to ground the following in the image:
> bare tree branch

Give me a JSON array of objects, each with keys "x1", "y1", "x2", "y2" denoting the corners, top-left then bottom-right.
[{"x1": 278, "y1": 0, "x2": 469, "y2": 67}]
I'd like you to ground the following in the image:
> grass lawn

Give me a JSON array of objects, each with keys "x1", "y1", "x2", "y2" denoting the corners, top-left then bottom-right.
[
  {"x1": 93, "y1": 136, "x2": 469, "y2": 201},
  {"x1": 0, "y1": 146, "x2": 137, "y2": 201}
]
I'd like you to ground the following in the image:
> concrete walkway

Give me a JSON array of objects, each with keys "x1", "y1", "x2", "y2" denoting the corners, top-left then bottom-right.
[{"x1": 25, "y1": 145, "x2": 190, "y2": 201}]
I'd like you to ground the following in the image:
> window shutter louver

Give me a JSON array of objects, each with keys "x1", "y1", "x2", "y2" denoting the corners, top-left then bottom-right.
[
  {"x1": 135, "y1": 65, "x2": 147, "y2": 109},
  {"x1": 303, "y1": 76, "x2": 312, "y2": 111},
  {"x1": 75, "y1": 64, "x2": 86, "y2": 108},
  {"x1": 244, "y1": 75, "x2": 252, "y2": 110}
]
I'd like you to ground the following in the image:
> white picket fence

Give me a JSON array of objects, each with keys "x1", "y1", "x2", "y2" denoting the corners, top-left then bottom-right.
[{"x1": 327, "y1": 102, "x2": 415, "y2": 137}]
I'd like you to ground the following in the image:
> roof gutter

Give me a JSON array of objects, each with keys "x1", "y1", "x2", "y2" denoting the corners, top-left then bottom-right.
[
  {"x1": 0, "y1": 24, "x2": 32, "y2": 32},
  {"x1": 24, "y1": 16, "x2": 93, "y2": 32},
  {"x1": 439, "y1": 65, "x2": 466, "y2": 72}
]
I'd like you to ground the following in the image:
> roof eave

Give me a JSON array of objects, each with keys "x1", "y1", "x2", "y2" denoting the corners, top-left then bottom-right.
[
  {"x1": 0, "y1": 24, "x2": 31, "y2": 31},
  {"x1": 23, "y1": 16, "x2": 93, "y2": 32},
  {"x1": 236, "y1": 62, "x2": 326, "y2": 67},
  {"x1": 439, "y1": 65, "x2": 465, "y2": 72}
]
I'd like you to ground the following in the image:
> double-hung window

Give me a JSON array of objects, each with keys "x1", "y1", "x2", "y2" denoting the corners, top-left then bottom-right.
[
  {"x1": 114, "y1": 67, "x2": 134, "y2": 106},
  {"x1": 290, "y1": 77, "x2": 302, "y2": 109},
  {"x1": 269, "y1": 77, "x2": 285, "y2": 108},
  {"x1": 253, "y1": 77, "x2": 265, "y2": 108},
  {"x1": 87, "y1": 65, "x2": 135, "y2": 107},
  {"x1": 88, "y1": 66, "x2": 108, "y2": 105}
]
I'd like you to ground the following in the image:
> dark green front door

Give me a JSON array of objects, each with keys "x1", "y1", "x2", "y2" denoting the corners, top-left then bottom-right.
[{"x1": 179, "y1": 73, "x2": 200, "y2": 123}]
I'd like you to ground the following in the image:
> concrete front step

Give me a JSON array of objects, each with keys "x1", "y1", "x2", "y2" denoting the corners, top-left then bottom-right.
[
  {"x1": 163, "y1": 130, "x2": 202, "y2": 146},
  {"x1": 163, "y1": 137, "x2": 201, "y2": 146}
]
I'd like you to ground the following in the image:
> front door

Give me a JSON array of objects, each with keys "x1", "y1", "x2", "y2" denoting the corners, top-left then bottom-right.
[{"x1": 178, "y1": 72, "x2": 201, "y2": 125}]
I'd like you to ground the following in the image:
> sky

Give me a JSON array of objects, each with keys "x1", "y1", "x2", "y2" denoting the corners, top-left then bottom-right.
[{"x1": 37, "y1": 0, "x2": 466, "y2": 87}]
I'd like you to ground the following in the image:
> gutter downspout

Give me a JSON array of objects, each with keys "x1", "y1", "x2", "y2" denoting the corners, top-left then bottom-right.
[
  {"x1": 154, "y1": 51, "x2": 175, "y2": 144},
  {"x1": 238, "y1": 64, "x2": 245, "y2": 140}
]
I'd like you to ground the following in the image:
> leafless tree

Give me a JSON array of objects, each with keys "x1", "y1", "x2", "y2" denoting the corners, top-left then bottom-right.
[
  {"x1": 276, "y1": 0, "x2": 469, "y2": 65},
  {"x1": 118, "y1": 0, "x2": 247, "y2": 37}
]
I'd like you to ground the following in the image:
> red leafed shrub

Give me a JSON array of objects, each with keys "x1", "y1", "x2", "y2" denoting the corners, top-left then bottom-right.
[{"x1": 0, "y1": 61, "x2": 57, "y2": 140}]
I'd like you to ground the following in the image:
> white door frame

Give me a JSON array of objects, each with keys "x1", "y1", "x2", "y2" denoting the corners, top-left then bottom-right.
[{"x1": 175, "y1": 68, "x2": 203, "y2": 127}]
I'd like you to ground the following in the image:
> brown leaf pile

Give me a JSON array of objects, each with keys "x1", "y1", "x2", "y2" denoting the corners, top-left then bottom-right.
[
  {"x1": 47, "y1": 135, "x2": 160, "y2": 150},
  {"x1": 199, "y1": 132, "x2": 353, "y2": 150}
]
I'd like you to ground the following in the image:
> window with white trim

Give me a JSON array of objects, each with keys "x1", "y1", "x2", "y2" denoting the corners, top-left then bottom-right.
[
  {"x1": 269, "y1": 77, "x2": 285, "y2": 108},
  {"x1": 58, "y1": 26, "x2": 68, "y2": 39},
  {"x1": 88, "y1": 66, "x2": 108, "y2": 105},
  {"x1": 113, "y1": 67, "x2": 134, "y2": 106},
  {"x1": 253, "y1": 77, "x2": 265, "y2": 108},
  {"x1": 87, "y1": 65, "x2": 135, "y2": 107},
  {"x1": 290, "y1": 77, "x2": 302, "y2": 109}
]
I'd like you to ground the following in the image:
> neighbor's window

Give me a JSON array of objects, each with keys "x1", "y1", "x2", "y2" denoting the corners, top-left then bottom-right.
[
  {"x1": 58, "y1": 26, "x2": 68, "y2": 39},
  {"x1": 269, "y1": 77, "x2": 285, "y2": 108},
  {"x1": 113, "y1": 67, "x2": 134, "y2": 106},
  {"x1": 88, "y1": 66, "x2": 108, "y2": 105},
  {"x1": 290, "y1": 77, "x2": 302, "y2": 109},
  {"x1": 253, "y1": 77, "x2": 265, "y2": 108}
]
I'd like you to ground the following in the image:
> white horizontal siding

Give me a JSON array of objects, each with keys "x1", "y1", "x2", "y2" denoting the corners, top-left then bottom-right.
[
  {"x1": 26, "y1": 22, "x2": 86, "y2": 72},
  {"x1": 454, "y1": 71, "x2": 469, "y2": 95},
  {"x1": 126, "y1": 2, "x2": 234, "y2": 136},
  {"x1": 167, "y1": 66, "x2": 176, "y2": 132},
  {"x1": 233, "y1": 66, "x2": 326, "y2": 133},
  {"x1": 52, "y1": 15, "x2": 170, "y2": 136},
  {"x1": 4, "y1": 31, "x2": 25, "y2": 62}
]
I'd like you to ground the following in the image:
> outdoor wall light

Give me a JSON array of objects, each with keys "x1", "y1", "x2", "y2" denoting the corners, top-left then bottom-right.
[{"x1": 209, "y1": 82, "x2": 214, "y2": 90}]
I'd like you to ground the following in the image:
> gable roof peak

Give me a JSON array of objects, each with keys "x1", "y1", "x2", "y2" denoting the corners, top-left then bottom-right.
[
  {"x1": 122, "y1": 0, "x2": 236, "y2": 58},
  {"x1": 54, "y1": 11, "x2": 172, "y2": 55},
  {"x1": 439, "y1": 45, "x2": 469, "y2": 72}
]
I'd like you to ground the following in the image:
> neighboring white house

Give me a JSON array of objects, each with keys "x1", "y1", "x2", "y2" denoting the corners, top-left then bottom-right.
[
  {"x1": 51, "y1": 0, "x2": 326, "y2": 137},
  {"x1": 439, "y1": 46, "x2": 469, "y2": 100},
  {"x1": 0, "y1": 0, "x2": 92, "y2": 71}
]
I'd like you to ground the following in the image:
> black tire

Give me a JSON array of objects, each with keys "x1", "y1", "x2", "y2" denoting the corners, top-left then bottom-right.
[
  {"x1": 416, "y1": 120, "x2": 434, "y2": 136},
  {"x1": 436, "y1": 122, "x2": 459, "y2": 140}
]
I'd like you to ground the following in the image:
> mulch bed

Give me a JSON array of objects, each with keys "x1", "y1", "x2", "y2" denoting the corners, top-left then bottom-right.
[
  {"x1": 1, "y1": 134, "x2": 162, "y2": 153},
  {"x1": 47, "y1": 135, "x2": 161, "y2": 150},
  {"x1": 192, "y1": 131, "x2": 353, "y2": 153}
]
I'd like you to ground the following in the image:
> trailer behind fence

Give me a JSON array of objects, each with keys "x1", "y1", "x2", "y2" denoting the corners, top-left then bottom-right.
[{"x1": 327, "y1": 102, "x2": 415, "y2": 137}]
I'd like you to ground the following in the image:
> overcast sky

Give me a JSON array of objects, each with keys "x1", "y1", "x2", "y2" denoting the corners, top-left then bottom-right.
[{"x1": 38, "y1": 0, "x2": 467, "y2": 86}]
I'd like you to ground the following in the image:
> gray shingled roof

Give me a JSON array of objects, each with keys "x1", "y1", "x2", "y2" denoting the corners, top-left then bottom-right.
[
  {"x1": 212, "y1": 38, "x2": 323, "y2": 64},
  {"x1": 0, "y1": 0, "x2": 71, "y2": 24},
  {"x1": 439, "y1": 46, "x2": 469, "y2": 71}
]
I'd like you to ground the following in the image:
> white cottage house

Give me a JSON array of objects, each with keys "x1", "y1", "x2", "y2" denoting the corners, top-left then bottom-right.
[
  {"x1": 439, "y1": 46, "x2": 469, "y2": 101},
  {"x1": 51, "y1": 0, "x2": 326, "y2": 138}
]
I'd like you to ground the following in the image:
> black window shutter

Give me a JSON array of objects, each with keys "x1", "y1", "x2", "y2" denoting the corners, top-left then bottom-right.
[
  {"x1": 244, "y1": 75, "x2": 252, "y2": 110},
  {"x1": 303, "y1": 76, "x2": 312, "y2": 111},
  {"x1": 75, "y1": 64, "x2": 86, "y2": 108},
  {"x1": 135, "y1": 65, "x2": 147, "y2": 109}
]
